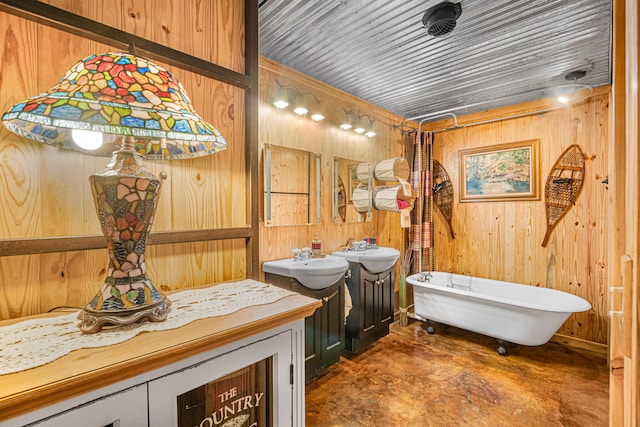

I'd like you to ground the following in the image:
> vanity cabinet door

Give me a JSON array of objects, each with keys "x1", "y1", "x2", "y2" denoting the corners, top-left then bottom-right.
[
  {"x1": 34, "y1": 385, "x2": 148, "y2": 427},
  {"x1": 264, "y1": 272, "x2": 345, "y2": 382},
  {"x1": 303, "y1": 283, "x2": 345, "y2": 382},
  {"x1": 360, "y1": 269, "x2": 379, "y2": 339},
  {"x1": 360, "y1": 268, "x2": 394, "y2": 338},
  {"x1": 305, "y1": 303, "x2": 322, "y2": 380},
  {"x1": 344, "y1": 265, "x2": 394, "y2": 354},
  {"x1": 321, "y1": 284, "x2": 345, "y2": 364},
  {"x1": 378, "y1": 269, "x2": 394, "y2": 328}
]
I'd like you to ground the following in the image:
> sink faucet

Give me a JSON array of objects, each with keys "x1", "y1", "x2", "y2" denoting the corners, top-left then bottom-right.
[
  {"x1": 292, "y1": 248, "x2": 311, "y2": 261},
  {"x1": 341, "y1": 237, "x2": 355, "y2": 251},
  {"x1": 354, "y1": 240, "x2": 368, "y2": 251}
]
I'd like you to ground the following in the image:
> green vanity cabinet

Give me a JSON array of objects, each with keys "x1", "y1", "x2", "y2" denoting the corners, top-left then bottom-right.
[
  {"x1": 344, "y1": 263, "x2": 394, "y2": 354},
  {"x1": 264, "y1": 273, "x2": 345, "y2": 382}
]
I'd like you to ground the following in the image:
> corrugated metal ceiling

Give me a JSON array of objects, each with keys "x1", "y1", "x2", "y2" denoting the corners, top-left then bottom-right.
[{"x1": 258, "y1": 0, "x2": 611, "y2": 120}]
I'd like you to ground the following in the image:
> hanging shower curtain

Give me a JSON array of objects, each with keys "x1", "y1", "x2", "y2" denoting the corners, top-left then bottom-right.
[{"x1": 409, "y1": 131, "x2": 434, "y2": 274}]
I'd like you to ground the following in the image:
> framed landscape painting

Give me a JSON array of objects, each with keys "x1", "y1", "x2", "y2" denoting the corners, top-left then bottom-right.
[{"x1": 459, "y1": 139, "x2": 539, "y2": 202}]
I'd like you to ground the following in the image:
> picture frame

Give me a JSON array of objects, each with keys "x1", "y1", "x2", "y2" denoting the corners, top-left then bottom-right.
[{"x1": 459, "y1": 139, "x2": 539, "y2": 202}]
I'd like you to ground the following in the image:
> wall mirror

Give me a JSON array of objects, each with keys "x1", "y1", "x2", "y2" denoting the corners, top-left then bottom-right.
[
  {"x1": 332, "y1": 157, "x2": 372, "y2": 223},
  {"x1": 264, "y1": 144, "x2": 321, "y2": 226}
]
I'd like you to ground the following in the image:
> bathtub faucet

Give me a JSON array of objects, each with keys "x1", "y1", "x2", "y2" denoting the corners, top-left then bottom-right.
[{"x1": 419, "y1": 272, "x2": 432, "y2": 282}]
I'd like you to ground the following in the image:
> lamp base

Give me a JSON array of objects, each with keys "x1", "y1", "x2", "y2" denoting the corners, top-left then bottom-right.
[
  {"x1": 79, "y1": 296, "x2": 171, "y2": 334},
  {"x1": 83, "y1": 141, "x2": 169, "y2": 333}
]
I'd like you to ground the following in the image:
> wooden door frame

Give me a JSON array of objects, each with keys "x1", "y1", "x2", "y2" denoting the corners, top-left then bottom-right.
[{"x1": 610, "y1": 0, "x2": 639, "y2": 425}]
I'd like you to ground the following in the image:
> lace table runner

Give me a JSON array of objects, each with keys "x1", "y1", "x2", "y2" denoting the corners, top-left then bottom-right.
[{"x1": 0, "y1": 280, "x2": 297, "y2": 375}]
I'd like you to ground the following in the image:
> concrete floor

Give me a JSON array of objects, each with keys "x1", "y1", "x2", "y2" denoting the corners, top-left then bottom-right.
[{"x1": 305, "y1": 320, "x2": 609, "y2": 426}]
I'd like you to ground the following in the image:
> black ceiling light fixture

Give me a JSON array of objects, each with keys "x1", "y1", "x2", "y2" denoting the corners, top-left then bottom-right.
[
  {"x1": 422, "y1": 1, "x2": 462, "y2": 37},
  {"x1": 565, "y1": 70, "x2": 587, "y2": 81}
]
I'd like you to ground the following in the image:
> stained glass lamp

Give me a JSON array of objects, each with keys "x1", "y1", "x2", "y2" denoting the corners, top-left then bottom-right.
[{"x1": 2, "y1": 52, "x2": 226, "y2": 333}]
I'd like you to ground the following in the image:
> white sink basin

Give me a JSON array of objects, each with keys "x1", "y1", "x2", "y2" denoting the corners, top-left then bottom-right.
[
  {"x1": 262, "y1": 255, "x2": 349, "y2": 289},
  {"x1": 331, "y1": 246, "x2": 400, "y2": 273}
]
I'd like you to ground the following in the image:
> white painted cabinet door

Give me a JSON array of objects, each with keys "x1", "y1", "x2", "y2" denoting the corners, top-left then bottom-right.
[
  {"x1": 31, "y1": 385, "x2": 148, "y2": 427},
  {"x1": 148, "y1": 330, "x2": 293, "y2": 427}
]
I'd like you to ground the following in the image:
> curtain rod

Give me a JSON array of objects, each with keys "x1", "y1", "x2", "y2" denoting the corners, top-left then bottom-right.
[
  {"x1": 413, "y1": 88, "x2": 599, "y2": 134},
  {"x1": 425, "y1": 101, "x2": 588, "y2": 134},
  {"x1": 405, "y1": 84, "x2": 595, "y2": 123}
]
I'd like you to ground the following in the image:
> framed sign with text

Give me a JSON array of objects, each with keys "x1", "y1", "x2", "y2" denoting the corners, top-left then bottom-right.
[{"x1": 177, "y1": 357, "x2": 273, "y2": 427}]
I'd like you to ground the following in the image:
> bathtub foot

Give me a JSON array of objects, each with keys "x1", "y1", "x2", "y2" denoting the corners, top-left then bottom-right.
[
  {"x1": 496, "y1": 340, "x2": 510, "y2": 356},
  {"x1": 422, "y1": 319, "x2": 435, "y2": 334},
  {"x1": 417, "y1": 319, "x2": 435, "y2": 334}
]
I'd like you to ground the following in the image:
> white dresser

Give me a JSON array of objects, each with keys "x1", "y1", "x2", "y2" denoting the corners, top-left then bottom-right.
[{"x1": 0, "y1": 286, "x2": 319, "y2": 427}]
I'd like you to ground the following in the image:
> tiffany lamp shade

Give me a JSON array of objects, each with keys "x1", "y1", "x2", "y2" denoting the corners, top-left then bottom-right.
[{"x1": 2, "y1": 52, "x2": 226, "y2": 333}]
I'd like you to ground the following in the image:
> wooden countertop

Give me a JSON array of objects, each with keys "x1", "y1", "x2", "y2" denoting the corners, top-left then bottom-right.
[{"x1": 0, "y1": 286, "x2": 321, "y2": 422}]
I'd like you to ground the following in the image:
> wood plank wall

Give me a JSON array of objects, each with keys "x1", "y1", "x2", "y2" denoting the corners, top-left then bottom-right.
[
  {"x1": 0, "y1": 1, "x2": 610, "y2": 349},
  {"x1": 423, "y1": 87, "x2": 610, "y2": 346},
  {"x1": 0, "y1": 1, "x2": 247, "y2": 319},
  {"x1": 258, "y1": 57, "x2": 410, "y2": 278}
]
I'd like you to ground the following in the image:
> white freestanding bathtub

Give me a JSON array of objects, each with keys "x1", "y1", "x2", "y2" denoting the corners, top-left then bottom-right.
[{"x1": 406, "y1": 272, "x2": 591, "y2": 352}]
